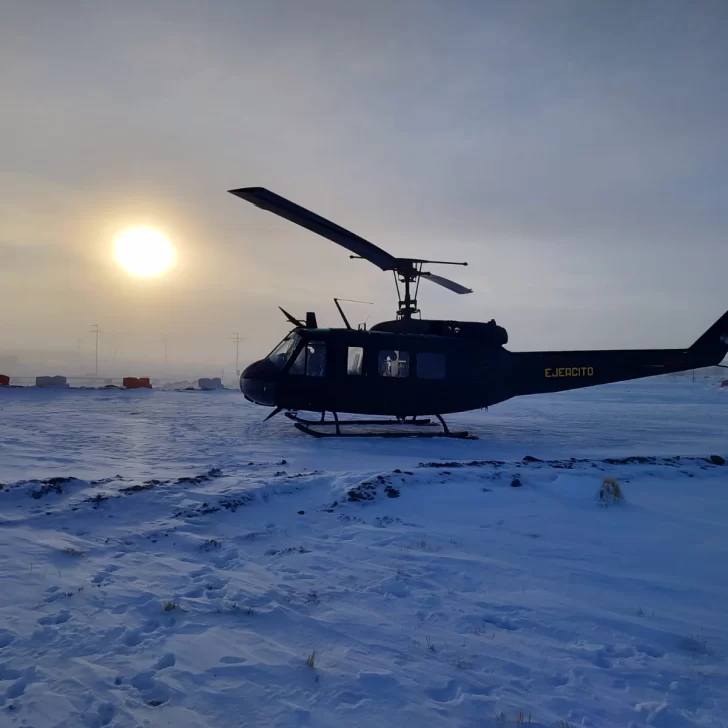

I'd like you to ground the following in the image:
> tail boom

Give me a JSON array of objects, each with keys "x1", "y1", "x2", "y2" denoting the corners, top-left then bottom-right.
[
  {"x1": 509, "y1": 309, "x2": 728, "y2": 397},
  {"x1": 509, "y1": 348, "x2": 705, "y2": 397}
]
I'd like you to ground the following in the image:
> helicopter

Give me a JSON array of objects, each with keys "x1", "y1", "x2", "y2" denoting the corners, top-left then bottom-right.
[{"x1": 230, "y1": 186, "x2": 728, "y2": 438}]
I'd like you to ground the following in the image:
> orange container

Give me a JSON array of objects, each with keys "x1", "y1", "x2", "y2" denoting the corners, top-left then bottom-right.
[{"x1": 123, "y1": 377, "x2": 152, "y2": 389}]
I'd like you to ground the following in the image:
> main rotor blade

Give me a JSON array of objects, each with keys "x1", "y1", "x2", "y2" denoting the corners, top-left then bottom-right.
[
  {"x1": 229, "y1": 187, "x2": 397, "y2": 271},
  {"x1": 421, "y1": 272, "x2": 473, "y2": 295}
]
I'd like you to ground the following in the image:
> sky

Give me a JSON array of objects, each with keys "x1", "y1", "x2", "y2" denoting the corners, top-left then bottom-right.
[{"x1": 1, "y1": 0, "x2": 727, "y2": 376}]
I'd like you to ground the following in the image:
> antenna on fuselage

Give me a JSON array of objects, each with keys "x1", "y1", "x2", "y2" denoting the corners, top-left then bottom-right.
[{"x1": 333, "y1": 298, "x2": 373, "y2": 330}]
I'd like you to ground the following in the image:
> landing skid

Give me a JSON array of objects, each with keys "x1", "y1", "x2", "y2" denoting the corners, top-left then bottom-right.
[
  {"x1": 284, "y1": 411, "x2": 476, "y2": 439},
  {"x1": 284, "y1": 412, "x2": 434, "y2": 427}
]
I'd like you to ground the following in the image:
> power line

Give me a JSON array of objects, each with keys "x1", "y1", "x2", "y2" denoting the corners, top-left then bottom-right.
[
  {"x1": 231, "y1": 333, "x2": 244, "y2": 377},
  {"x1": 88, "y1": 324, "x2": 104, "y2": 374}
]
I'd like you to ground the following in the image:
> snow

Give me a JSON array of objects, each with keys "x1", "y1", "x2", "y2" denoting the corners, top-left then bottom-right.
[{"x1": 0, "y1": 376, "x2": 726, "y2": 727}]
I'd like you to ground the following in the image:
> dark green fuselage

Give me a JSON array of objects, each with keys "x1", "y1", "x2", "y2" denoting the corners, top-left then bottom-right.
[{"x1": 241, "y1": 313, "x2": 728, "y2": 417}]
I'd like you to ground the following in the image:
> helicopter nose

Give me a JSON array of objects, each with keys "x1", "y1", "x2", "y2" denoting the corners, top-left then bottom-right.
[{"x1": 240, "y1": 360, "x2": 279, "y2": 407}]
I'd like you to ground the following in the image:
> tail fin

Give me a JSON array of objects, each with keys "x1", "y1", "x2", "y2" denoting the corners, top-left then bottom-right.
[{"x1": 689, "y1": 310, "x2": 728, "y2": 364}]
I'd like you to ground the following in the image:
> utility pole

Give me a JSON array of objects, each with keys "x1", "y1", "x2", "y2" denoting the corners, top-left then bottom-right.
[
  {"x1": 231, "y1": 333, "x2": 244, "y2": 377},
  {"x1": 89, "y1": 324, "x2": 103, "y2": 375}
]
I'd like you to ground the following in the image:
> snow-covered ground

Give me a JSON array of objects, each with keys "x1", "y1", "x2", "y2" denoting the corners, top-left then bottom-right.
[{"x1": 0, "y1": 376, "x2": 726, "y2": 727}]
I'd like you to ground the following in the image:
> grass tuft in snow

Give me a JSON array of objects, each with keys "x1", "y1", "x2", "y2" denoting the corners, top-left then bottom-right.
[
  {"x1": 681, "y1": 633, "x2": 710, "y2": 654},
  {"x1": 86, "y1": 493, "x2": 108, "y2": 508},
  {"x1": 598, "y1": 477, "x2": 624, "y2": 506},
  {"x1": 163, "y1": 600, "x2": 182, "y2": 612},
  {"x1": 418, "y1": 537, "x2": 440, "y2": 552},
  {"x1": 62, "y1": 546, "x2": 85, "y2": 557},
  {"x1": 495, "y1": 710, "x2": 532, "y2": 724},
  {"x1": 200, "y1": 538, "x2": 221, "y2": 550},
  {"x1": 305, "y1": 649, "x2": 317, "y2": 669}
]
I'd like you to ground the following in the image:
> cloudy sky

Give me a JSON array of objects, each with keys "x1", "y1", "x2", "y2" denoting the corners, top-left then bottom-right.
[{"x1": 1, "y1": 0, "x2": 726, "y2": 373}]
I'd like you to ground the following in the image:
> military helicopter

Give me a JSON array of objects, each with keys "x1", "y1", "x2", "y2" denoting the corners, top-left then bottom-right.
[{"x1": 230, "y1": 187, "x2": 728, "y2": 438}]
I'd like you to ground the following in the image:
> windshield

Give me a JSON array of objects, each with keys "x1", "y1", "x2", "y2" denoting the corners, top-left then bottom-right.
[{"x1": 267, "y1": 333, "x2": 300, "y2": 369}]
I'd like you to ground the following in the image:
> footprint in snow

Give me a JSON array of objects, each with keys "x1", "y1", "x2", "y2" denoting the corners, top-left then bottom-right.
[
  {"x1": 637, "y1": 643, "x2": 665, "y2": 659},
  {"x1": 4, "y1": 666, "x2": 37, "y2": 700},
  {"x1": 0, "y1": 659, "x2": 21, "y2": 679},
  {"x1": 131, "y1": 670, "x2": 171, "y2": 706},
  {"x1": 334, "y1": 690, "x2": 370, "y2": 709},
  {"x1": 357, "y1": 670, "x2": 400, "y2": 693},
  {"x1": 38, "y1": 609, "x2": 70, "y2": 625},
  {"x1": 569, "y1": 643, "x2": 614, "y2": 669},
  {"x1": 211, "y1": 548, "x2": 240, "y2": 569},
  {"x1": 121, "y1": 629, "x2": 143, "y2": 647},
  {"x1": 425, "y1": 679, "x2": 463, "y2": 704},
  {"x1": 371, "y1": 576, "x2": 410, "y2": 598},
  {"x1": 92, "y1": 564, "x2": 120, "y2": 584},
  {"x1": 0, "y1": 630, "x2": 17, "y2": 648},
  {"x1": 81, "y1": 701, "x2": 115, "y2": 728},
  {"x1": 189, "y1": 566, "x2": 214, "y2": 578},
  {"x1": 154, "y1": 652, "x2": 176, "y2": 670},
  {"x1": 139, "y1": 619, "x2": 160, "y2": 634},
  {"x1": 605, "y1": 644, "x2": 637, "y2": 659},
  {"x1": 131, "y1": 671, "x2": 156, "y2": 690},
  {"x1": 204, "y1": 587, "x2": 226, "y2": 599},
  {"x1": 183, "y1": 587, "x2": 205, "y2": 598},
  {"x1": 481, "y1": 614, "x2": 519, "y2": 631}
]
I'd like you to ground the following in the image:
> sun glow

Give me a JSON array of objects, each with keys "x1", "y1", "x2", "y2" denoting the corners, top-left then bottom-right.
[{"x1": 114, "y1": 227, "x2": 176, "y2": 278}]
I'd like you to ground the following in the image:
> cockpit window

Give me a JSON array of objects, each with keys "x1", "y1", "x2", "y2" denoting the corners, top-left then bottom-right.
[{"x1": 267, "y1": 333, "x2": 300, "y2": 369}]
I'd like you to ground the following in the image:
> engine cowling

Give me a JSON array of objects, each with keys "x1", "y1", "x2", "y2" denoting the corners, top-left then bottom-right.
[{"x1": 370, "y1": 319, "x2": 508, "y2": 346}]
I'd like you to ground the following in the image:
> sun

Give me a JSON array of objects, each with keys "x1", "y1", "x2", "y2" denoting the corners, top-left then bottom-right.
[{"x1": 114, "y1": 227, "x2": 176, "y2": 278}]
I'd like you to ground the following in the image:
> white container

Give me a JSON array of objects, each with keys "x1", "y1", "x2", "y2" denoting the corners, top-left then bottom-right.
[
  {"x1": 198, "y1": 377, "x2": 224, "y2": 390},
  {"x1": 36, "y1": 375, "x2": 68, "y2": 388}
]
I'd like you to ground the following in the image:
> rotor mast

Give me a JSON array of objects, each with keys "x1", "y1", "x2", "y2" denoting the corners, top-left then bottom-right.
[
  {"x1": 394, "y1": 261, "x2": 421, "y2": 320},
  {"x1": 393, "y1": 259, "x2": 468, "y2": 320}
]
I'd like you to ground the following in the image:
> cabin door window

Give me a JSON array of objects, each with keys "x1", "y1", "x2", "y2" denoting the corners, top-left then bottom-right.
[
  {"x1": 378, "y1": 350, "x2": 409, "y2": 378},
  {"x1": 347, "y1": 346, "x2": 364, "y2": 375},
  {"x1": 417, "y1": 352, "x2": 446, "y2": 379},
  {"x1": 290, "y1": 341, "x2": 326, "y2": 377}
]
